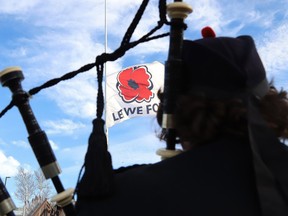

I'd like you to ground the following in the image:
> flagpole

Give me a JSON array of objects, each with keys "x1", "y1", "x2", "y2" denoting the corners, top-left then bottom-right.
[{"x1": 104, "y1": 0, "x2": 109, "y2": 145}]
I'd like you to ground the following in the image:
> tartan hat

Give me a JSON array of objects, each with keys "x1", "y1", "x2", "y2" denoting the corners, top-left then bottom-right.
[{"x1": 181, "y1": 28, "x2": 268, "y2": 98}]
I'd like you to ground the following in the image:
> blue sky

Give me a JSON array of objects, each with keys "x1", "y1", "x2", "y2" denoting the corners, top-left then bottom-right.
[{"x1": 0, "y1": 0, "x2": 288, "y2": 207}]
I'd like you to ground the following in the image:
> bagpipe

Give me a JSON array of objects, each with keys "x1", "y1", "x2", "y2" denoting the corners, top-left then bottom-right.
[
  {"x1": 0, "y1": 177, "x2": 16, "y2": 216},
  {"x1": 0, "y1": 0, "x2": 192, "y2": 215},
  {"x1": 0, "y1": 67, "x2": 76, "y2": 215}
]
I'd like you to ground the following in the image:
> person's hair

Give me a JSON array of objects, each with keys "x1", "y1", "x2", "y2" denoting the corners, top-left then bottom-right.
[{"x1": 157, "y1": 84, "x2": 288, "y2": 147}]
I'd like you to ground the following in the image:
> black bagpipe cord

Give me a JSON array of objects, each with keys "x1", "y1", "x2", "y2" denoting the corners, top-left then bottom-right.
[
  {"x1": 74, "y1": 62, "x2": 114, "y2": 199},
  {"x1": 0, "y1": 1, "x2": 169, "y2": 119},
  {"x1": 0, "y1": 0, "x2": 170, "y2": 205},
  {"x1": 74, "y1": 0, "x2": 170, "y2": 201}
]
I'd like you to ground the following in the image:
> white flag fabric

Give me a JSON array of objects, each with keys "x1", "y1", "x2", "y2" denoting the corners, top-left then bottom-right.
[{"x1": 106, "y1": 61, "x2": 164, "y2": 128}]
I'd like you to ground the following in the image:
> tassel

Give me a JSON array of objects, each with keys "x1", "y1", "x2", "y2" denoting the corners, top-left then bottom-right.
[{"x1": 76, "y1": 118, "x2": 114, "y2": 199}]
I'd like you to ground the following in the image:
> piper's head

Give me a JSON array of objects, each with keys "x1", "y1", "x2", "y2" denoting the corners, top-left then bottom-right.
[{"x1": 157, "y1": 27, "x2": 288, "y2": 149}]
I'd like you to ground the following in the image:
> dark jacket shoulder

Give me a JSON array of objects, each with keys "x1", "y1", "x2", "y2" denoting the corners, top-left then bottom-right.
[{"x1": 77, "y1": 137, "x2": 261, "y2": 216}]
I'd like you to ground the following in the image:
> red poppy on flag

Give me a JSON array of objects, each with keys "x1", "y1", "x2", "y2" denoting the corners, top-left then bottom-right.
[{"x1": 117, "y1": 65, "x2": 154, "y2": 103}]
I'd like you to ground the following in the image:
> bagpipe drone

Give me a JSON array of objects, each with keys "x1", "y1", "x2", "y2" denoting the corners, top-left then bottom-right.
[
  {"x1": 0, "y1": 0, "x2": 192, "y2": 215},
  {"x1": 0, "y1": 177, "x2": 16, "y2": 216}
]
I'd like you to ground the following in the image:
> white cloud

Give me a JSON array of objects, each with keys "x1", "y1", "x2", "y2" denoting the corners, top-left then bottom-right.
[
  {"x1": 12, "y1": 32, "x2": 105, "y2": 86},
  {"x1": 108, "y1": 132, "x2": 163, "y2": 168},
  {"x1": 106, "y1": 0, "x2": 151, "y2": 38},
  {"x1": 21, "y1": 163, "x2": 35, "y2": 174},
  {"x1": 61, "y1": 164, "x2": 83, "y2": 178},
  {"x1": 46, "y1": 80, "x2": 97, "y2": 119},
  {"x1": 185, "y1": 0, "x2": 287, "y2": 37},
  {"x1": 258, "y1": 24, "x2": 288, "y2": 77},
  {"x1": 29, "y1": 0, "x2": 105, "y2": 31},
  {"x1": 43, "y1": 119, "x2": 86, "y2": 135},
  {"x1": 0, "y1": 0, "x2": 39, "y2": 14},
  {"x1": 11, "y1": 140, "x2": 29, "y2": 148},
  {"x1": 0, "y1": 138, "x2": 6, "y2": 146},
  {"x1": 1, "y1": 0, "x2": 146, "y2": 37},
  {"x1": 49, "y1": 140, "x2": 59, "y2": 151},
  {"x1": 0, "y1": 150, "x2": 20, "y2": 177},
  {"x1": 1, "y1": 0, "x2": 163, "y2": 89},
  {"x1": 188, "y1": 0, "x2": 224, "y2": 34},
  {"x1": 58, "y1": 145, "x2": 87, "y2": 165}
]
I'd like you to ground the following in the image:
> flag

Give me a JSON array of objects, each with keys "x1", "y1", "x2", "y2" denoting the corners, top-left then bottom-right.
[{"x1": 105, "y1": 61, "x2": 164, "y2": 128}]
